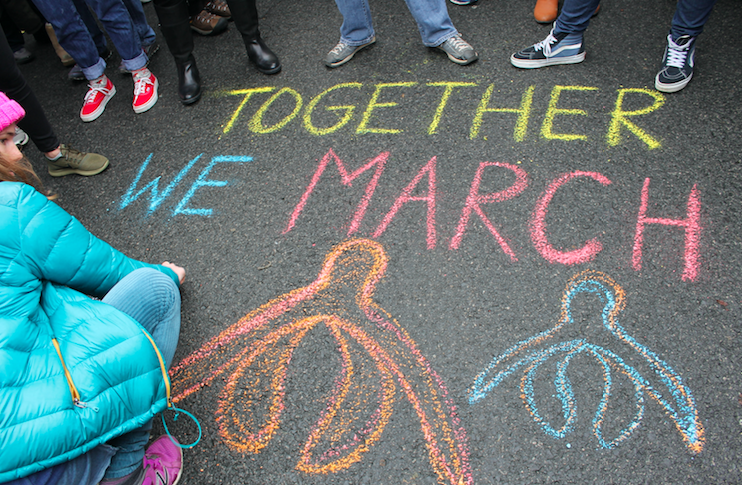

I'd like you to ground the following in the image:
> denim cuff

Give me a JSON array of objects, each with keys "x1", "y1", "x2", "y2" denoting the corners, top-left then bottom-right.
[
  {"x1": 81, "y1": 57, "x2": 107, "y2": 81},
  {"x1": 121, "y1": 50, "x2": 148, "y2": 73},
  {"x1": 427, "y1": 30, "x2": 458, "y2": 48}
]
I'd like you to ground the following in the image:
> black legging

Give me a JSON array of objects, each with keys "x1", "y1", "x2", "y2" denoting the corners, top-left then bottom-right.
[{"x1": 0, "y1": 23, "x2": 59, "y2": 153}]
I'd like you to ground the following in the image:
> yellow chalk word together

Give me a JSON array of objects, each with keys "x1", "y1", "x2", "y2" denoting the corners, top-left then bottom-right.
[{"x1": 220, "y1": 82, "x2": 666, "y2": 148}]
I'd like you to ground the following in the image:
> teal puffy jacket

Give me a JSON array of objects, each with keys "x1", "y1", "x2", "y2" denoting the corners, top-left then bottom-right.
[{"x1": 0, "y1": 183, "x2": 180, "y2": 482}]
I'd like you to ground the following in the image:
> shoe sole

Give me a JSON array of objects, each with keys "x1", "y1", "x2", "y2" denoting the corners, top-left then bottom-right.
[
  {"x1": 325, "y1": 40, "x2": 375, "y2": 68},
  {"x1": 133, "y1": 78, "x2": 159, "y2": 114},
  {"x1": 80, "y1": 85, "x2": 116, "y2": 122},
  {"x1": 510, "y1": 52, "x2": 585, "y2": 69},
  {"x1": 655, "y1": 72, "x2": 692, "y2": 93},
  {"x1": 443, "y1": 51, "x2": 479, "y2": 65},
  {"x1": 48, "y1": 159, "x2": 110, "y2": 177},
  {"x1": 256, "y1": 64, "x2": 282, "y2": 75}
]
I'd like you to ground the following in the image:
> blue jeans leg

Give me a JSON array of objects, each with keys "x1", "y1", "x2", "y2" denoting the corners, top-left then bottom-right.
[
  {"x1": 335, "y1": 0, "x2": 375, "y2": 46},
  {"x1": 671, "y1": 0, "x2": 717, "y2": 38},
  {"x1": 32, "y1": 0, "x2": 106, "y2": 79},
  {"x1": 72, "y1": 0, "x2": 109, "y2": 54},
  {"x1": 554, "y1": 0, "x2": 602, "y2": 35},
  {"x1": 84, "y1": 0, "x2": 148, "y2": 71},
  {"x1": 122, "y1": 0, "x2": 157, "y2": 47},
  {"x1": 403, "y1": 0, "x2": 457, "y2": 47},
  {"x1": 100, "y1": 268, "x2": 182, "y2": 479}
]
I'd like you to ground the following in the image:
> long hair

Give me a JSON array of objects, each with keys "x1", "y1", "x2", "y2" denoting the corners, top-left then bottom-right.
[{"x1": 0, "y1": 152, "x2": 55, "y2": 199}]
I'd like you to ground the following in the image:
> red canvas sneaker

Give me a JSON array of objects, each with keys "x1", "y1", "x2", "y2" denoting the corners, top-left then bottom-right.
[
  {"x1": 80, "y1": 75, "x2": 115, "y2": 122},
  {"x1": 132, "y1": 68, "x2": 159, "y2": 114}
]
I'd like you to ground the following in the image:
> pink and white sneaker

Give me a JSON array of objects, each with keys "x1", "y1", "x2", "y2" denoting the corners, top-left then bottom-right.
[
  {"x1": 141, "y1": 436, "x2": 182, "y2": 485},
  {"x1": 80, "y1": 75, "x2": 116, "y2": 122},
  {"x1": 132, "y1": 69, "x2": 158, "y2": 114}
]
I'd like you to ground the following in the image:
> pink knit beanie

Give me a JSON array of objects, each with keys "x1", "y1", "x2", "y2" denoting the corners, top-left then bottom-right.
[{"x1": 0, "y1": 92, "x2": 25, "y2": 132}]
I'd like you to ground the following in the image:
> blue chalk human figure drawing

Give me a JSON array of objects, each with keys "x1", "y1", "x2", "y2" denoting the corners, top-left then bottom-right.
[{"x1": 468, "y1": 270, "x2": 704, "y2": 453}]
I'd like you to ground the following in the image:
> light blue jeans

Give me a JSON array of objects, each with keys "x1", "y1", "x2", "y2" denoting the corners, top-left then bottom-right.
[
  {"x1": 334, "y1": 0, "x2": 458, "y2": 47},
  {"x1": 32, "y1": 0, "x2": 150, "y2": 80}
]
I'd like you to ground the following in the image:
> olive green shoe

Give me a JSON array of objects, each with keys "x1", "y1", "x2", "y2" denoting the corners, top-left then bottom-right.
[{"x1": 47, "y1": 144, "x2": 109, "y2": 177}]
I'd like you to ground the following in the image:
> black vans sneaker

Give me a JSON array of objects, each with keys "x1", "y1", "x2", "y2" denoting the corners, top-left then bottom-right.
[{"x1": 655, "y1": 34, "x2": 696, "y2": 93}]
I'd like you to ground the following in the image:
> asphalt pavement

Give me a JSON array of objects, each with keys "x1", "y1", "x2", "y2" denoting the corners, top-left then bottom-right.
[{"x1": 15, "y1": 0, "x2": 742, "y2": 483}]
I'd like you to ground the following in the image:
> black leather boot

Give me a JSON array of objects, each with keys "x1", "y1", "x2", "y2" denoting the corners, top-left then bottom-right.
[
  {"x1": 153, "y1": 0, "x2": 202, "y2": 104},
  {"x1": 245, "y1": 36, "x2": 281, "y2": 74},
  {"x1": 225, "y1": 0, "x2": 281, "y2": 74},
  {"x1": 177, "y1": 54, "x2": 202, "y2": 105}
]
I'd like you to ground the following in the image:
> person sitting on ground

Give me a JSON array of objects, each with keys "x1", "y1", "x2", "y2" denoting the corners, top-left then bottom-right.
[
  {"x1": 0, "y1": 91, "x2": 188, "y2": 485},
  {"x1": 32, "y1": 0, "x2": 160, "y2": 121},
  {"x1": 325, "y1": 0, "x2": 478, "y2": 67},
  {"x1": 0, "y1": 29, "x2": 109, "y2": 176},
  {"x1": 510, "y1": 0, "x2": 718, "y2": 93}
]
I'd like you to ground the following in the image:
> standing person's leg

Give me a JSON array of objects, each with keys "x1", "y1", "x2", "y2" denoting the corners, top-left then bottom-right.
[
  {"x1": 511, "y1": 0, "x2": 599, "y2": 68},
  {"x1": 72, "y1": 0, "x2": 109, "y2": 54},
  {"x1": 403, "y1": 0, "x2": 477, "y2": 64},
  {"x1": 325, "y1": 0, "x2": 375, "y2": 67},
  {"x1": 553, "y1": 0, "x2": 602, "y2": 34},
  {"x1": 0, "y1": 24, "x2": 59, "y2": 153},
  {"x1": 402, "y1": 0, "x2": 456, "y2": 47},
  {"x1": 225, "y1": 0, "x2": 280, "y2": 74},
  {"x1": 32, "y1": 0, "x2": 105, "y2": 76},
  {"x1": 655, "y1": 0, "x2": 718, "y2": 92},
  {"x1": 84, "y1": 0, "x2": 159, "y2": 113},
  {"x1": 121, "y1": 0, "x2": 157, "y2": 48},
  {"x1": 84, "y1": 0, "x2": 146, "y2": 70},
  {"x1": 0, "y1": 24, "x2": 109, "y2": 176},
  {"x1": 100, "y1": 268, "x2": 181, "y2": 482},
  {"x1": 671, "y1": 0, "x2": 717, "y2": 38},
  {"x1": 32, "y1": 0, "x2": 119, "y2": 122},
  {"x1": 153, "y1": 0, "x2": 202, "y2": 105}
]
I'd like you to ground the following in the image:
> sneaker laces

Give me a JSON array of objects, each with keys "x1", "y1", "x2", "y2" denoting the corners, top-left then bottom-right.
[
  {"x1": 666, "y1": 35, "x2": 691, "y2": 68},
  {"x1": 534, "y1": 31, "x2": 559, "y2": 57},
  {"x1": 59, "y1": 145, "x2": 84, "y2": 167},
  {"x1": 134, "y1": 73, "x2": 154, "y2": 96},
  {"x1": 142, "y1": 454, "x2": 167, "y2": 484},
  {"x1": 84, "y1": 80, "x2": 112, "y2": 103},
  {"x1": 329, "y1": 41, "x2": 349, "y2": 56},
  {"x1": 445, "y1": 34, "x2": 469, "y2": 52}
]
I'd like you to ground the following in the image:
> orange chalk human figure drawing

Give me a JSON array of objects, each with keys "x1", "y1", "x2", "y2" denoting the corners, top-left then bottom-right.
[
  {"x1": 469, "y1": 270, "x2": 704, "y2": 453},
  {"x1": 169, "y1": 239, "x2": 473, "y2": 484}
]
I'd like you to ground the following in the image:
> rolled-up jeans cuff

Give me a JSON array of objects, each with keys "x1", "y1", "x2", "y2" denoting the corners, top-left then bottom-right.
[
  {"x1": 339, "y1": 34, "x2": 375, "y2": 47},
  {"x1": 428, "y1": 30, "x2": 458, "y2": 48},
  {"x1": 82, "y1": 57, "x2": 107, "y2": 80},
  {"x1": 122, "y1": 50, "x2": 148, "y2": 72}
]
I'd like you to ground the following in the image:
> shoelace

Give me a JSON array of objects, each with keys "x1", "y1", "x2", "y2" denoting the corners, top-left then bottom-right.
[
  {"x1": 666, "y1": 35, "x2": 691, "y2": 68},
  {"x1": 134, "y1": 75, "x2": 154, "y2": 97},
  {"x1": 142, "y1": 454, "x2": 168, "y2": 484},
  {"x1": 445, "y1": 35, "x2": 469, "y2": 52},
  {"x1": 84, "y1": 82, "x2": 112, "y2": 104},
  {"x1": 60, "y1": 146, "x2": 84, "y2": 166},
  {"x1": 329, "y1": 41, "x2": 348, "y2": 56},
  {"x1": 534, "y1": 32, "x2": 559, "y2": 57}
]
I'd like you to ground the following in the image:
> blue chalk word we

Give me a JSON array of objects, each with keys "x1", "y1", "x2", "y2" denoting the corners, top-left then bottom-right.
[{"x1": 120, "y1": 154, "x2": 252, "y2": 216}]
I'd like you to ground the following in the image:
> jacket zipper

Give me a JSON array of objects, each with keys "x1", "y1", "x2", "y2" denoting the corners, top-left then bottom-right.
[
  {"x1": 51, "y1": 329, "x2": 171, "y2": 412},
  {"x1": 51, "y1": 338, "x2": 98, "y2": 411}
]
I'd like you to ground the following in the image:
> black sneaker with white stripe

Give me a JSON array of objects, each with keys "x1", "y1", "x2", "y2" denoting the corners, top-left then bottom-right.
[{"x1": 655, "y1": 34, "x2": 696, "y2": 93}]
